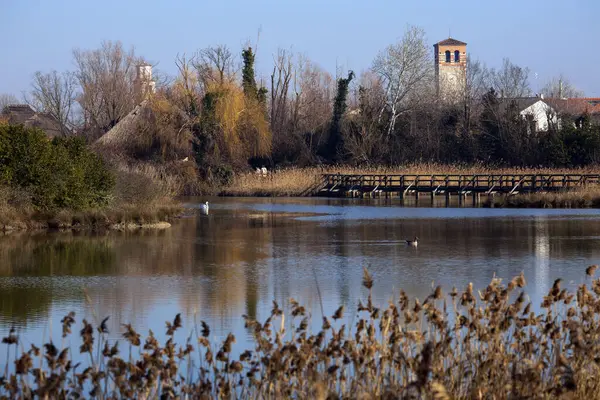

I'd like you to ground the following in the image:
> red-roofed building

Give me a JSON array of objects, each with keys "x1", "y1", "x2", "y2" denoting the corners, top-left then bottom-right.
[{"x1": 544, "y1": 98, "x2": 600, "y2": 126}]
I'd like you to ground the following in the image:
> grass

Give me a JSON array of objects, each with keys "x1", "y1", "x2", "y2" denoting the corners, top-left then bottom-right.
[
  {"x1": 3, "y1": 266, "x2": 600, "y2": 398},
  {"x1": 0, "y1": 201, "x2": 183, "y2": 232},
  {"x1": 221, "y1": 163, "x2": 600, "y2": 197}
]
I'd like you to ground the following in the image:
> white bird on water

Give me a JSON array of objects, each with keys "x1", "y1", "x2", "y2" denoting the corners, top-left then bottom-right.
[
  {"x1": 200, "y1": 201, "x2": 209, "y2": 215},
  {"x1": 406, "y1": 237, "x2": 418, "y2": 247}
]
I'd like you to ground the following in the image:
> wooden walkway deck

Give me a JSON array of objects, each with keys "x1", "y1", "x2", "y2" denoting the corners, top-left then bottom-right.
[{"x1": 318, "y1": 173, "x2": 600, "y2": 199}]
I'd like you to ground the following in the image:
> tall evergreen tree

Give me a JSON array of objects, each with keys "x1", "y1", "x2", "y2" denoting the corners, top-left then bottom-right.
[
  {"x1": 242, "y1": 47, "x2": 258, "y2": 99},
  {"x1": 323, "y1": 71, "x2": 354, "y2": 162},
  {"x1": 242, "y1": 47, "x2": 268, "y2": 115}
]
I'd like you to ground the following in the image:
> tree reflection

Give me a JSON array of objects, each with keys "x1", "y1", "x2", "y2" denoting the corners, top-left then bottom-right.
[{"x1": 2, "y1": 204, "x2": 600, "y2": 339}]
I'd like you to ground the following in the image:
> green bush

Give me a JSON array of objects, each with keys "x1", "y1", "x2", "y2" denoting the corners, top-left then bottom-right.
[
  {"x1": 0, "y1": 125, "x2": 115, "y2": 210},
  {"x1": 212, "y1": 164, "x2": 234, "y2": 186}
]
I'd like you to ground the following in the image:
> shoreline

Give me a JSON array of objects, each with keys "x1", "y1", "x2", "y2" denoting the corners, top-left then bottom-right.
[
  {"x1": 482, "y1": 191, "x2": 600, "y2": 209},
  {"x1": 0, "y1": 204, "x2": 184, "y2": 233}
]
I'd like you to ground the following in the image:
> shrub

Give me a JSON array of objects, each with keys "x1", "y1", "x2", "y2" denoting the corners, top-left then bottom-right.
[
  {"x1": 0, "y1": 125, "x2": 115, "y2": 210},
  {"x1": 212, "y1": 164, "x2": 234, "y2": 186}
]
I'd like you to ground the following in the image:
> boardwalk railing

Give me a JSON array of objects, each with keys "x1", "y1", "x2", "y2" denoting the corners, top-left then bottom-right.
[{"x1": 318, "y1": 173, "x2": 600, "y2": 197}]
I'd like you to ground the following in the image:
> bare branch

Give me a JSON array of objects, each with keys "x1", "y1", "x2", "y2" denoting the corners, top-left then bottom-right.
[
  {"x1": 0, "y1": 93, "x2": 18, "y2": 112},
  {"x1": 491, "y1": 58, "x2": 531, "y2": 99},
  {"x1": 541, "y1": 75, "x2": 584, "y2": 98},
  {"x1": 73, "y1": 40, "x2": 144, "y2": 134},
  {"x1": 193, "y1": 45, "x2": 237, "y2": 90},
  {"x1": 372, "y1": 25, "x2": 434, "y2": 135},
  {"x1": 27, "y1": 70, "x2": 78, "y2": 134}
]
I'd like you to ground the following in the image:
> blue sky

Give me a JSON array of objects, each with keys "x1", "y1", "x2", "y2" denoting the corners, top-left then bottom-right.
[{"x1": 2, "y1": 0, "x2": 598, "y2": 97}]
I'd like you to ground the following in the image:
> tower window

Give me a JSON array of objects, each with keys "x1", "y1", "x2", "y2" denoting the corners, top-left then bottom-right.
[
  {"x1": 445, "y1": 50, "x2": 451, "y2": 63},
  {"x1": 454, "y1": 50, "x2": 460, "y2": 62}
]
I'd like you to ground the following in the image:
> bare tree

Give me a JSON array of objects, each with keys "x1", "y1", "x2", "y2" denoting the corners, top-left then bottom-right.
[
  {"x1": 0, "y1": 93, "x2": 18, "y2": 112},
  {"x1": 462, "y1": 58, "x2": 492, "y2": 128},
  {"x1": 541, "y1": 75, "x2": 584, "y2": 99},
  {"x1": 193, "y1": 45, "x2": 237, "y2": 90},
  {"x1": 491, "y1": 58, "x2": 531, "y2": 99},
  {"x1": 270, "y1": 48, "x2": 293, "y2": 135},
  {"x1": 173, "y1": 53, "x2": 201, "y2": 117},
  {"x1": 372, "y1": 25, "x2": 433, "y2": 135},
  {"x1": 341, "y1": 71, "x2": 386, "y2": 164},
  {"x1": 289, "y1": 56, "x2": 334, "y2": 157},
  {"x1": 465, "y1": 59, "x2": 491, "y2": 105},
  {"x1": 73, "y1": 40, "x2": 143, "y2": 134},
  {"x1": 26, "y1": 70, "x2": 78, "y2": 134}
]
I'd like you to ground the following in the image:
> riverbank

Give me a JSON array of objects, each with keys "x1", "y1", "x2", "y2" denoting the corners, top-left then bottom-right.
[
  {"x1": 0, "y1": 202, "x2": 183, "y2": 232},
  {"x1": 2, "y1": 266, "x2": 599, "y2": 398},
  {"x1": 483, "y1": 190, "x2": 600, "y2": 208}
]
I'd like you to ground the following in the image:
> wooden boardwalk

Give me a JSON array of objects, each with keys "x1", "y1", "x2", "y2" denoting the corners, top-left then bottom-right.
[{"x1": 318, "y1": 173, "x2": 600, "y2": 199}]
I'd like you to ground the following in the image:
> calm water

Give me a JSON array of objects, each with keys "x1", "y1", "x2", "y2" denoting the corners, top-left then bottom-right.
[{"x1": 1, "y1": 197, "x2": 600, "y2": 355}]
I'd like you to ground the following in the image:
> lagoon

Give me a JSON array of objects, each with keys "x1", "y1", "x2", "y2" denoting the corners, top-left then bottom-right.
[{"x1": 1, "y1": 197, "x2": 599, "y2": 354}]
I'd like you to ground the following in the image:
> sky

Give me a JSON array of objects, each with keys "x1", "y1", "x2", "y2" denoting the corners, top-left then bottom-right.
[{"x1": 1, "y1": 0, "x2": 598, "y2": 98}]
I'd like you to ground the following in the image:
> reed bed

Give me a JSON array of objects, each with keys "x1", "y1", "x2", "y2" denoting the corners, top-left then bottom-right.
[
  {"x1": 221, "y1": 163, "x2": 600, "y2": 197},
  {"x1": 484, "y1": 190, "x2": 600, "y2": 209},
  {"x1": 4, "y1": 267, "x2": 600, "y2": 398},
  {"x1": 0, "y1": 196, "x2": 183, "y2": 232}
]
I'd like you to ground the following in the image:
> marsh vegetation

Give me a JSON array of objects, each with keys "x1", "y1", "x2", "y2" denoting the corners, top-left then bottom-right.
[{"x1": 3, "y1": 266, "x2": 600, "y2": 398}]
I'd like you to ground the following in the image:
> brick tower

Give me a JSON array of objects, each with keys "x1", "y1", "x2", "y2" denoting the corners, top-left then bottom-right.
[{"x1": 433, "y1": 38, "x2": 467, "y2": 102}]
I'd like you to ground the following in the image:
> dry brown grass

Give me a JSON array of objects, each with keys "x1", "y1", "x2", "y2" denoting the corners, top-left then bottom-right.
[
  {"x1": 4, "y1": 266, "x2": 600, "y2": 398},
  {"x1": 0, "y1": 201, "x2": 182, "y2": 232},
  {"x1": 0, "y1": 164, "x2": 185, "y2": 232},
  {"x1": 485, "y1": 189, "x2": 600, "y2": 209},
  {"x1": 222, "y1": 163, "x2": 600, "y2": 197}
]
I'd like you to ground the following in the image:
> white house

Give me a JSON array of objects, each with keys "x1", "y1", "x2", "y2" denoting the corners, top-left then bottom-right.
[
  {"x1": 501, "y1": 96, "x2": 600, "y2": 132},
  {"x1": 499, "y1": 97, "x2": 557, "y2": 132}
]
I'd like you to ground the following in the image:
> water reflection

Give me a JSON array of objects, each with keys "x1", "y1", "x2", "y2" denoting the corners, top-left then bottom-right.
[
  {"x1": 532, "y1": 217, "x2": 550, "y2": 298},
  {"x1": 1, "y1": 199, "x2": 600, "y2": 351}
]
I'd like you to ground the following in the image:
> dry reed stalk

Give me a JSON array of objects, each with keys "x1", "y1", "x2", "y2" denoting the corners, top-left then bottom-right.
[
  {"x1": 4, "y1": 266, "x2": 600, "y2": 398},
  {"x1": 222, "y1": 164, "x2": 600, "y2": 197}
]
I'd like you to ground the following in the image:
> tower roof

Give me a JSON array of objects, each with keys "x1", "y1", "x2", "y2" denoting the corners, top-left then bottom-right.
[{"x1": 435, "y1": 38, "x2": 467, "y2": 46}]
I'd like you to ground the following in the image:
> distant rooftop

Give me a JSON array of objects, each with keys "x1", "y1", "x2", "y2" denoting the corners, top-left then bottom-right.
[
  {"x1": 1, "y1": 104, "x2": 69, "y2": 137},
  {"x1": 544, "y1": 98, "x2": 600, "y2": 115},
  {"x1": 498, "y1": 97, "x2": 546, "y2": 114},
  {"x1": 435, "y1": 38, "x2": 467, "y2": 46}
]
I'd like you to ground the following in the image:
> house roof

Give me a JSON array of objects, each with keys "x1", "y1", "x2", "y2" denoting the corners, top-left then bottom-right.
[
  {"x1": 544, "y1": 98, "x2": 600, "y2": 116},
  {"x1": 498, "y1": 97, "x2": 549, "y2": 114},
  {"x1": 1, "y1": 104, "x2": 69, "y2": 137},
  {"x1": 434, "y1": 38, "x2": 467, "y2": 46},
  {"x1": 95, "y1": 100, "x2": 154, "y2": 148}
]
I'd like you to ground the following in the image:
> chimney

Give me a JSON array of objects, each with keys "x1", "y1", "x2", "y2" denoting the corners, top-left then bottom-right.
[{"x1": 134, "y1": 63, "x2": 156, "y2": 103}]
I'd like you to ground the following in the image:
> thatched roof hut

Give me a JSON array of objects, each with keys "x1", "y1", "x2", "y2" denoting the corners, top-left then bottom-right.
[{"x1": 1, "y1": 104, "x2": 71, "y2": 137}]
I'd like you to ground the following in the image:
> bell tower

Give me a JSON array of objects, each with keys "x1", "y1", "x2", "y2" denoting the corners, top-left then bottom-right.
[
  {"x1": 433, "y1": 38, "x2": 467, "y2": 102},
  {"x1": 133, "y1": 63, "x2": 156, "y2": 104}
]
